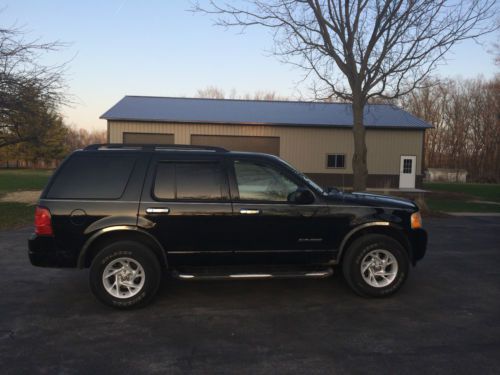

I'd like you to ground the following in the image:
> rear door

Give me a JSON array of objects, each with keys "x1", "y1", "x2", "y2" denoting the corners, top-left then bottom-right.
[{"x1": 139, "y1": 153, "x2": 233, "y2": 266}]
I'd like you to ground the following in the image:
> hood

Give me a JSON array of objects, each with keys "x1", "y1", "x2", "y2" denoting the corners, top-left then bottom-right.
[{"x1": 328, "y1": 191, "x2": 418, "y2": 210}]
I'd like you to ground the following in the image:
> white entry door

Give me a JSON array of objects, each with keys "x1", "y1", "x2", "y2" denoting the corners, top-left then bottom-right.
[{"x1": 399, "y1": 155, "x2": 416, "y2": 189}]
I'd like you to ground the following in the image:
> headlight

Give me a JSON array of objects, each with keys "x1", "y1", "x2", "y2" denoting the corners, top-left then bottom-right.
[{"x1": 411, "y1": 212, "x2": 422, "y2": 229}]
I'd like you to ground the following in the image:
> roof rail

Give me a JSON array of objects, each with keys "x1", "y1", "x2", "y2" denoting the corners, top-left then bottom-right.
[{"x1": 84, "y1": 143, "x2": 228, "y2": 152}]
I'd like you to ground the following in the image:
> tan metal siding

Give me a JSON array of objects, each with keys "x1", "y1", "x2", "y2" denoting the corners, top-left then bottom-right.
[
  {"x1": 367, "y1": 130, "x2": 423, "y2": 174},
  {"x1": 108, "y1": 121, "x2": 423, "y2": 175}
]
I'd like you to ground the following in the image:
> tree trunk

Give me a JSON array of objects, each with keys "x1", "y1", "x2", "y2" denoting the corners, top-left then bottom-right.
[{"x1": 352, "y1": 97, "x2": 368, "y2": 191}]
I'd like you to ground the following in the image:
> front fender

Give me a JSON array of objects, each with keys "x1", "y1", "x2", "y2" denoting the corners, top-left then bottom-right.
[{"x1": 336, "y1": 221, "x2": 412, "y2": 263}]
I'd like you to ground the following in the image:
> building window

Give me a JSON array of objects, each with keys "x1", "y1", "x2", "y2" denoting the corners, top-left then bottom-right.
[
  {"x1": 403, "y1": 158, "x2": 413, "y2": 174},
  {"x1": 326, "y1": 154, "x2": 346, "y2": 169}
]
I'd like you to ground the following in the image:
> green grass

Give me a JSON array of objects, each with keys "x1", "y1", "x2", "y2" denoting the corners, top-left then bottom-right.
[
  {"x1": 423, "y1": 182, "x2": 500, "y2": 213},
  {"x1": 0, "y1": 169, "x2": 52, "y2": 194},
  {"x1": 0, "y1": 169, "x2": 51, "y2": 230},
  {"x1": 423, "y1": 182, "x2": 500, "y2": 202},
  {"x1": 426, "y1": 198, "x2": 500, "y2": 213},
  {"x1": 0, "y1": 202, "x2": 35, "y2": 230}
]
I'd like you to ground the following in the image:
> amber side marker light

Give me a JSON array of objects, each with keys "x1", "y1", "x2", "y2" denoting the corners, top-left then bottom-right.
[{"x1": 411, "y1": 212, "x2": 422, "y2": 229}]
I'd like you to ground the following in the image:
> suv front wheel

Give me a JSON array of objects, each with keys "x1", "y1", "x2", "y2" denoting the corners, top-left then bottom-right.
[
  {"x1": 342, "y1": 234, "x2": 409, "y2": 297},
  {"x1": 89, "y1": 241, "x2": 161, "y2": 309}
]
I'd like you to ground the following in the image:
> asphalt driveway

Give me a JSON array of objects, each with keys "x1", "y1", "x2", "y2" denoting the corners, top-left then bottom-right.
[{"x1": 1, "y1": 217, "x2": 499, "y2": 374}]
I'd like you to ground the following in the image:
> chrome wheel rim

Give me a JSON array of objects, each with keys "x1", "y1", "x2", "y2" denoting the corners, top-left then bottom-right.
[
  {"x1": 102, "y1": 257, "x2": 145, "y2": 299},
  {"x1": 361, "y1": 249, "x2": 398, "y2": 288}
]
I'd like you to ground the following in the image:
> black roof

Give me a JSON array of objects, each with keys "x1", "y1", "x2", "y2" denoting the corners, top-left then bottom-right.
[{"x1": 101, "y1": 96, "x2": 432, "y2": 130}]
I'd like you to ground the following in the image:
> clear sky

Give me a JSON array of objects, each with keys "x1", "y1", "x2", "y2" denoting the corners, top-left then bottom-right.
[{"x1": 2, "y1": 0, "x2": 498, "y2": 130}]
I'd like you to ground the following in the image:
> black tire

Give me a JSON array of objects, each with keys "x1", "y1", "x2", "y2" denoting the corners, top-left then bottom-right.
[
  {"x1": 342, "y1": 234, "x2": 409, "y2": 297},
  {"x1": 89, "y1": 241, "x2": 161, "y2": 309}
]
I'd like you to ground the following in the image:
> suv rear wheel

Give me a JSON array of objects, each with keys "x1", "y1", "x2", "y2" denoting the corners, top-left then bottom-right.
[
  {"x1": 342, "y1": 234, "x2": 409, "y2": 297},
  {"x1": 89, "y1": 241, "x2": 161, "y2": 309}
]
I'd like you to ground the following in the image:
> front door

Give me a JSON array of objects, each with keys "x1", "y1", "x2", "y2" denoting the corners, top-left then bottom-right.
[
  {"x1": 228, "y1": 158, "x2": 332, "y2": 264},
  {"x1": 399, "y1": 155, "x2": 416, "y2": 189}
]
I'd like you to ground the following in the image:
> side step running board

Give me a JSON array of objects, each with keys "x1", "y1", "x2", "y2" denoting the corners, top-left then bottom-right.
[{"x1": 171, "y1": 267, "x2": 333, "y2": 281}]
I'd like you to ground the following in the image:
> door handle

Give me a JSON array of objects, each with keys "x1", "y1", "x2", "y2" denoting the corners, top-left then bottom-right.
[
  {"x1": 146, "y1": 207, "x2": 170, "y2": 214},
  {"x1": 240, "y1": 209, "x2": 261, "y2": 215}
]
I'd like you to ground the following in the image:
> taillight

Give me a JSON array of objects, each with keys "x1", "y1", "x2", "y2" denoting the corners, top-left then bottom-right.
[{"x1": 35, "y1": 206, "x2": 53, "y2": 236}]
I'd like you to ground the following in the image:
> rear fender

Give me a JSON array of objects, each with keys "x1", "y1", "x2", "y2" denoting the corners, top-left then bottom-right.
[{"x1": 78, "y1": 225, "x2": 166, "y2": 268}]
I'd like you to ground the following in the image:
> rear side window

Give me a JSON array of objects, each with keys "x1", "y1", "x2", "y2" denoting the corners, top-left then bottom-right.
[
  {"x1": 46, "y1": 154, "x2": 136, "y2": 199},
  {"x1": 154, "y1": 162, "x2": 223, "y2": 200}
]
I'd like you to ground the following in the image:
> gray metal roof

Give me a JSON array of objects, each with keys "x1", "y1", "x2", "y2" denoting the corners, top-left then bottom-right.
[{"x1": 101, "y1": 96, "x2": 432, "y2": 129}]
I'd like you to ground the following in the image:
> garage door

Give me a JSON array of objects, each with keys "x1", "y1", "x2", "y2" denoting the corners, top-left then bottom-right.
[
  {"x1": 191, "y1": 135, "x2": 280, "y2": 156},
  {"x1": 123, "y1": 132, "x2": 174, "y2": 144}
]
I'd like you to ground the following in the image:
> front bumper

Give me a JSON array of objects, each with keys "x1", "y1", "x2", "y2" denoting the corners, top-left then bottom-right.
[
  {"x1": 28, "y1": 234, "x2": 77, "y2": 267},
  {"x1": 409, "y1": 228, "x2": 427, "y2": 265}
]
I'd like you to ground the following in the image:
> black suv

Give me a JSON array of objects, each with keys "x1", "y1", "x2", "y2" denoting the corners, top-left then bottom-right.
[{"x1": 29, "y1": 144, "x2": 427, "y2": 308}]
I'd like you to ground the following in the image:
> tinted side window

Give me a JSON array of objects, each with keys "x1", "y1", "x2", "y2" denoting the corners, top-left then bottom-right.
[
  {"x1": 154, "y1": 162, "x2": 223, "y2": 200},
  {"x1": 153, "y1": 163, "x2": 175, "y2": 199},
  {"x1": 234, "y1": 160, "x2": 298, "y2": 202},
  {"x1": 47, "y1": 154, "x2": 136, "y2": 199}
]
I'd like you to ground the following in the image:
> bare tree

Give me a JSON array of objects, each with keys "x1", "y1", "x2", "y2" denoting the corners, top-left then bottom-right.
[
  {"x1": 64, "y1": 127, "x2": 107, "y2": 151},
  {"x1": 196, "y1": 85, "x2": 288, "y2": 100},
  {"x1": 194, "y1": 0, "x2": 497, "y2": 190},
  {"x1": 196, "y1": 86, "x2": 226, "y2": 99},
  {"x1": 401, "y1": 77, "x2": 499, "y2": 182},
  {"x1": 0, "y1": 23, "x2": 67, "y2": 148}
]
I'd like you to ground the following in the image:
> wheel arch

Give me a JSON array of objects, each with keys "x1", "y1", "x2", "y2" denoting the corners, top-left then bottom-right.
[
  {"x1": 337, "y1": 222, "x2": 413, "y2": 265},
  {"x1": 78, "y1": 226, "x2": 168, "y2": 269}
]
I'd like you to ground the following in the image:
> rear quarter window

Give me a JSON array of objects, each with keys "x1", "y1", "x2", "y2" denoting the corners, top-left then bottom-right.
[{"x1": 46, "y1": 153, "x2": 137, "y2": 199}]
